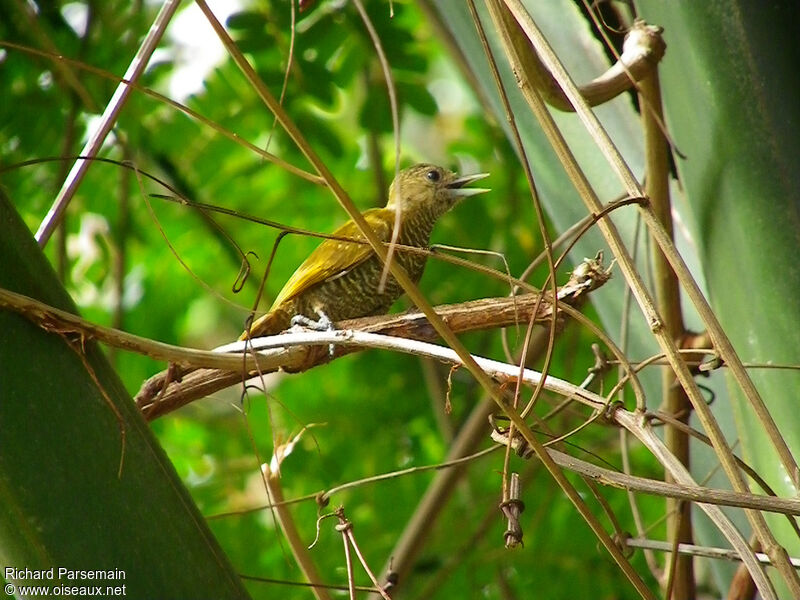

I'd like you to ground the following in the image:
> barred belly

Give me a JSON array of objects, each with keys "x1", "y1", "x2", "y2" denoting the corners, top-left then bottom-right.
[
  {"x1": 286, "y1": 209, "x2": 435, "y2": 324},
  {"x1": 288, "y1": 249, "x2": 428, "y2": 323}
]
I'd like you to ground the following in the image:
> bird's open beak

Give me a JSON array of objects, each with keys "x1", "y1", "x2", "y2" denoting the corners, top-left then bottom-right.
[{"x1": 446, "y1": 172, "x2": 490, "y2": 197}]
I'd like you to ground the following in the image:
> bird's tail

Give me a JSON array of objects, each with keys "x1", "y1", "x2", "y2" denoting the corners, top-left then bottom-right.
[{"x1": 239, "y1": 307, "x2": 291, "y2": 341}]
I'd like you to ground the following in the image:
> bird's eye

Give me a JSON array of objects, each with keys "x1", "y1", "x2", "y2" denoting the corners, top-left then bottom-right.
[{"x1": 426, "y1": 169, "x2": 441, "y2": 182}]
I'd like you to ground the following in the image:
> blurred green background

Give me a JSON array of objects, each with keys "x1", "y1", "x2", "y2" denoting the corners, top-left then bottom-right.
[{"x1": 3, "y1": 1, "x2": 799, "y2": 598}]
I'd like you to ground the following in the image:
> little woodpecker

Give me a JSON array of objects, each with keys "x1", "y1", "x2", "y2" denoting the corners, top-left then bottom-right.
[{"x1": 240, "y1": 163, "x2": 489, "y2": 340}]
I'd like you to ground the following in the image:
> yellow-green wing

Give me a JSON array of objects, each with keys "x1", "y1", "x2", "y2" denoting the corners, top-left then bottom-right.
[{"x1": 269, "y1": 208, "x2": 394, "y2": 309}]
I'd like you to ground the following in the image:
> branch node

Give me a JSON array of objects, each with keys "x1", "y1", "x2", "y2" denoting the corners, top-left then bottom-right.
[{"x1": 500, "y1": 472, "x2": 525, "y2": 548}]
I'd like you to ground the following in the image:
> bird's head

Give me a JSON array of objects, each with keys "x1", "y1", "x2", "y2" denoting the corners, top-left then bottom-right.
[{"x1": 386, "y1": 163, "x2": 489, "y2": 219}]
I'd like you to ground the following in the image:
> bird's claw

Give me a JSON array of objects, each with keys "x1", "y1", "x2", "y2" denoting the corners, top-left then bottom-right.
[
  {"x1": 290, "y1": 312, "x2": 333, "y2": 331},
  {"x1": 290, "y1": 310, "x2": 336, "y2": 358}
]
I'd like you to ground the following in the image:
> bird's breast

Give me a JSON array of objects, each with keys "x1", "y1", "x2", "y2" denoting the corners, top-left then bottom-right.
[{"x1": 281, "y1": 208, "x2": 437, "y2": 324}]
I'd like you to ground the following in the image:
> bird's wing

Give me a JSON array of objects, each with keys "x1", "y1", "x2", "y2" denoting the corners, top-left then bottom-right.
[{"x1": 270, "y1": 208, "x2": 394, "y2": 309}]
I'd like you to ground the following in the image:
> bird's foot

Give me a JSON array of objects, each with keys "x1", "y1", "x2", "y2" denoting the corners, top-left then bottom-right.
[
  {"x1": 290, "y1": 311, "x2": 333, "y2": 331},
  {"x1": 290, "y1": 310, "x2": 336, "y2": 358}
]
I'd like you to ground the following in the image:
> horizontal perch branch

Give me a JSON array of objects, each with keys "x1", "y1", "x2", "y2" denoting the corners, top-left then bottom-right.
[{"x1": 135, "y1": 257, "x2": 609, "y2": 419}]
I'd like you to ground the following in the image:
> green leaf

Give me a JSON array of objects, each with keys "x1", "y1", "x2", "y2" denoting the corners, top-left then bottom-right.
[
  {"x1": 358, "y1": 83, "x2": 391, "y2": 132},
  {"x1": 226, "y1": 10, "x2": 267, "y2": 32},
  {"x1": 401, "y1": 82, "x2": 438, "y2": 116},
  {"x1": 634, "y1": 0, "x2": 800, "y2": 588},
  {"x1": 0, "y1": 192, "x2": 250, "y2": 599}
]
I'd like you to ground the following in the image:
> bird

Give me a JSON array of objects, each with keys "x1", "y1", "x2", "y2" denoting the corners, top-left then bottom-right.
[{"x1": 240, "y1": 163, "x2": 489, "y2": 340}]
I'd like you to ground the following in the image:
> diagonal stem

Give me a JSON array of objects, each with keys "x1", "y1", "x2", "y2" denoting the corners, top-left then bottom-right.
[
  {"x1": 639, "y1": 70, "x2": 693, "y2": 597},
  {"x1": 35, "y1": 0, "x2": 182, "y2": 246}
]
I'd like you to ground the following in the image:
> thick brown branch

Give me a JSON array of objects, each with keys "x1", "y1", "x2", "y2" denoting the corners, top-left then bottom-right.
[{"x1": 136, "y1": 258, "x2": 609, "y2": 419}]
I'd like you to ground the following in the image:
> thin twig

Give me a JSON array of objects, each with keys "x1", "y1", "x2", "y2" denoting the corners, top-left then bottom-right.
[
  {"x1": 336, "y1": 508, "x2": 392, "y2": 600},
  {"x1": 620, "y1": 428, "x2": 661, "y2": 576},
  {"x1": 35, "y1": 0, "x2": 182, "y2": 246},
  {"x1": 350, "y1": 0, "x2": 402, "y2": 294},
  {"x1": 625, "y1": 538, "x2": 800, "y2": 569}
]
